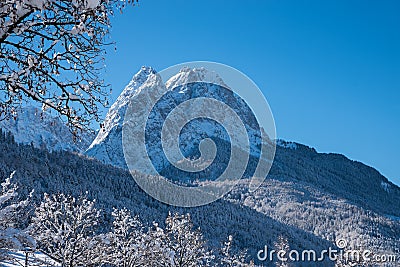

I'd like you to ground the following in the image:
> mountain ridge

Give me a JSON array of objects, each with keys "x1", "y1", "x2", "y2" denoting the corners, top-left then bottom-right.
[{"x1": 0, "y1": 105, "x2": 93, "y2": 153}]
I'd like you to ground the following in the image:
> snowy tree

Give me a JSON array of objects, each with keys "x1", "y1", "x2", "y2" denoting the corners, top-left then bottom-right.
[
  {"x1": 137, "y1": 222, "x2": 173, "y2": 267},
  {"x1": 0, "y1": 0, "x2": 137, "y2": 132},
  {"x1": 274, "y1": 235, "x2": 291, "y2": 267},
  {"x1": 31, "y1": 193, "x2": 105, "y2": 267},
  {"x1": 0, "y1": 171, "x2": 33, "y2": 261},
  {"x1": 164, "y1": 212, "x2": 214, "y2": 267},
  {"x1": 220, "y1": 235, "x2": 249, "y2": 267},
  {"x1": 108, "y1": 207, "x2": 146, "y2": 267}
]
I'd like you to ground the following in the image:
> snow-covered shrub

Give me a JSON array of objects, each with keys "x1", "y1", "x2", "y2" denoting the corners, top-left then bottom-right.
[{"x1": 0, "y1": 171, "x2": 33, "y2": 260}]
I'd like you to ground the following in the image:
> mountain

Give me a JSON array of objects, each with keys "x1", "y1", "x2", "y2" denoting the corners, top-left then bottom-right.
[
  {"x1": 0, "y1": 106, "x2": 93, "y2": 153},
  {"x1": 86, "y1": 66, "x2": 271, "y2": 184},
  {"x1": 85, "y1": 66, "x2": 235, "y2": 169},
  {"x1": 82, "y1": 66, "x2": 400, "y2": 264},
  {"x1": 86, "y1": 66, "x2": 400, "y2": 216}
]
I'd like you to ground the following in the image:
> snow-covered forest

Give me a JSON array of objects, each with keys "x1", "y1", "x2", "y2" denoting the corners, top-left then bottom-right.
[{"x1": 0, "y1": 171, "x2": 254, "y2": 266}]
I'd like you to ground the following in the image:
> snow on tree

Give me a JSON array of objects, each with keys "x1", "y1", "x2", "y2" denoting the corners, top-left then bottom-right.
[
  {"x1": 107, "y1": 207, "x2": 146, "y2": 267},
  {"x1": 220, "y1": 235, "x2": 250, "y2": 267},
  {"x1": 137, "y1": 221, "x2": 173, "y2": 267},
  {"x1": 0, "y1": 0, "x2": 137, "y2": 133},
  {"x1": 0, "y1": 171, "x2": 34, "y2": 261},
  {"x1": 164, "y1": 212, "x2": 214, "y2": 267},
  {"x1": 274, "y1": 235, "x2": 291, "y2": 267},
  {"x1": 30, "y1": 193, "x2": 105, "y2": 267},
  {"x1": 107, "y1": 209, "x2": 205, "y2": 267}
]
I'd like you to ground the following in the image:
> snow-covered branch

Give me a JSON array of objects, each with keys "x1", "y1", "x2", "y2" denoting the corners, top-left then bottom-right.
[
  {"x1": 0, "y1": 0, "x2": 137, "y2": 133},
  {"x1": 30, "y1": 193, "x2": 104, "y2": 266},
  {"x1": 164, "y1": 212, "x2": 214, "y2": 267}
]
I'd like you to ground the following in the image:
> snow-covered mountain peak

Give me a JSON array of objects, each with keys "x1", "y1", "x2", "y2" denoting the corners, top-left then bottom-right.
[
  {"x1": 87, "y1": 67, "x2": 158, "y2": 151},
  {"x1": 165, "y1": 67, "x2": 229, "y2": 90},
  {"x1": 115, "y1": 66, "x2": 156, "y2": 105},
  {"x1": 125, "y1": 66, "x2": 156, "y2": 90},
  {"x1": 86, "y1": 67, "x2": 168, "y2": 167},
  {"x1": 88, "y1": 66, "x2": 230, "y2": 155},
  {"x1": 86, "y1": 66, "x2": 267, "y2": 179},
  {"x1": 139, "y1": 69, "x2": 165, "y2": 94},
  {"x1": 86, "y1": 66, "x2": 236, "y2": 169}
]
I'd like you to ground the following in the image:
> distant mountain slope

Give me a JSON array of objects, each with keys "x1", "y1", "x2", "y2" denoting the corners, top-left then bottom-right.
[
  {"x1": 271, "y1": 143, "x2": 400, "y2": 217},
  {"x1": 0, "y1": 106, "x2": 93, "y2": 153}
]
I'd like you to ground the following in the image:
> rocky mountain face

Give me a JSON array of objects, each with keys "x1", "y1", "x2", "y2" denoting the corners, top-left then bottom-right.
[
  {"x1": 86, "y1": 66, "x2": 270, "y2": 184},
  {"x1": 86, "y1": 66, "x2": 158, "y2": 168},
  {"x1": 0, "y1": 106, "x2": 93, "y2": 153}
]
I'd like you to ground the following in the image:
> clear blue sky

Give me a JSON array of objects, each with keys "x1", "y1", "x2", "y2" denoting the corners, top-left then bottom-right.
[{"x1": 103, "y1": 0, "x2": 400, "y2": 185}]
